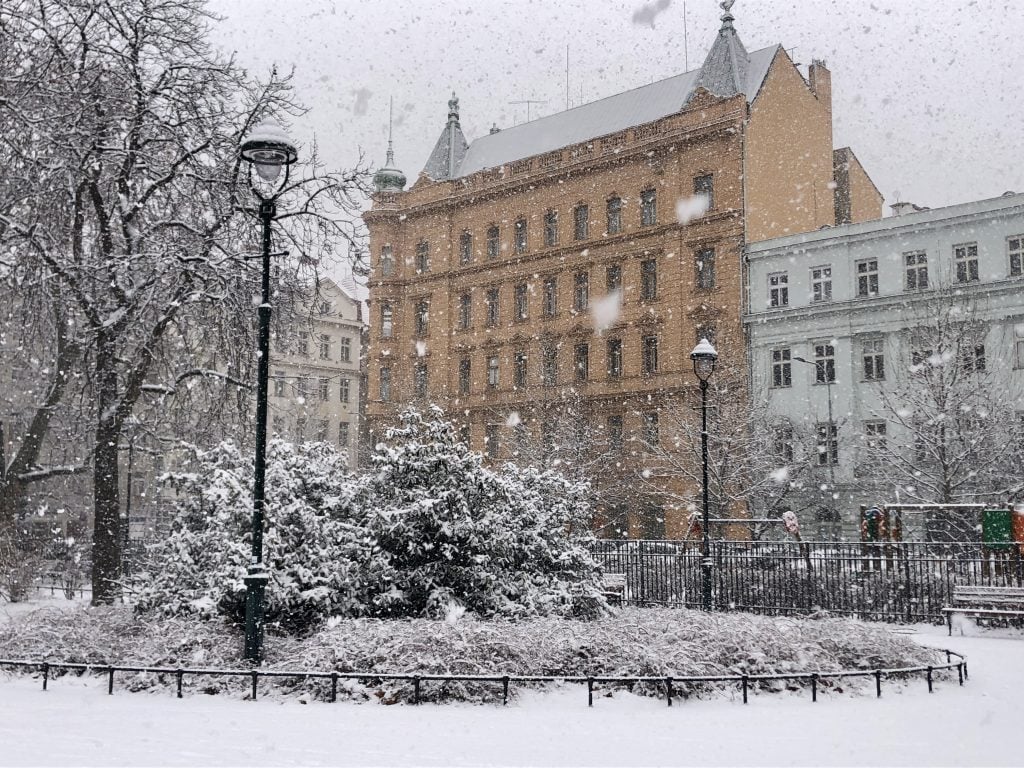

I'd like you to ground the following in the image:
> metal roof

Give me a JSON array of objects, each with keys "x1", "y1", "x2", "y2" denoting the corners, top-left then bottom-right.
[{"x1": 453, "y1": 45, "x2": 778, "y2": 179}]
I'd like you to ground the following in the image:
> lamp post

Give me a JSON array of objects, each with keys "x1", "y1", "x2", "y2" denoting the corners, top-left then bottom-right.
[
  {"x1": 238, "y1": 119, "x2": 298, "y2": 663},
  {"x1": 792, "y1": 355, "x2": 837, "y2": 536},
  {"x1": 690, "y1": 337, "x2": 718, "y2": 611}
]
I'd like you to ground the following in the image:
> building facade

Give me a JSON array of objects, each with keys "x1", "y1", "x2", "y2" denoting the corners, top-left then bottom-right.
[
  {"x1": 364, "y1": 6, "x2": 881, "y2": 538},
  {"x1": 745, "y1": 192, "x2": 1024, "y2": 540}
]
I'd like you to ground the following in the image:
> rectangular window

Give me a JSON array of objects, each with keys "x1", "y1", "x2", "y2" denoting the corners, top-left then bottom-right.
[
  {"x1": 642, "y1": 335, "x2": 658, "y2": 375},
  {"x1": 459, "y1": 231, "x2": 472, "y2": 265},
  {"x1": 574, "y1": 204, "x2": 589, "y2": 240},
  {"x1": 816, "y1": 422, "x2": 838, "y2": 466},
  {"x1": 961, "y1": 343, "x2": 986, "y2": 373},
  {"x1": 904, "y1": 251, "x2": 929, "y2": 291},
  {"x1": 640, "y1": 189, "x2": 657, "y2": 226},
  {"x1": 514, "y1": 283, "x2": 528, "y2": 321},
  {"x1": 607, "y1": 338, "x2": 623, "y2": 378},
  {"x1": 318, "y1": 377, "x2": 330, "y2": 402},
  {"x1": 811, "y1": 265, "x2": 832, "y2": 303},
  {"x1": 486, "y1": 225, "x2": 500, "y2": 259},
  {"x1": 606, "y1": 265, "x2": 622, "y2": 292},
  {"x1": 696, "y1": 248, "x2": 716, "y2": 290},
  {"x1": 768, "y1": 272, "x2": 789, "y2": 307},
  {"x1": 415, "y1": 240, "x2": 430, "y2": 273},
  {"x1": 486, "y1": 288, "x2": 500, "y2": 327},
  {"x1": 694, "y1": 174, "x2": 714, "y2": 210},
  {"x1": 514, "y1": 351, "x2": 528, "y2": 388},
  {"x1": 272, "y1": 415, "x2": 285, "y2": 436},
  {"x1": 814, "y1": 343, "x2": 836, "y2": 383},
  {"x1": 380, "y1": 244, "x2": 395, "y2": 277},
  {"x1": 273, "y1": 370, "x2": 286, "y2": 398},
  {"x1": 319, "y1": 334, "x2": 331, "y2": 360},
  {"x1": 574, "y1": 343, "x2": 589, "y2": 381},
  {"x1": 338, "y1": 421, "x2": 349, "y2": 447},
  {"x1": 297, "y1": 333, "x2": 309, "y2": 357},
  {"x1": 414, "y1": 300, "x2": 429, "y2": 337},
  {"x1": 458, "y1": 357, "x2": 471, "y2": 395},
  {"x1": 856, "y1": 259, "x2": 879, "y2": 297},
  {"x1": 607, "y1": 415, "x2": 624, "y2": 453},
  {"x1": 954, "y1": 243, "x2": 979, "y2": 283},
  {"x1": 864, "y1": 420, "x2": 887, "y2": 451},
  {"x1": 606, "y1": 196, "x2": 622, "y2": 235},
  {"x1": 1016, "y1": 326, "x2": 1024, "y2": 369},
  {"x1": 381, "y1": 302, "x2": 393, "y2": 339},
  {"x1": 544, "y1": 210, "x2": 558, "y2": 247},
  {"x1": 296, "y1": 375, "x2": 310, "y2": 399},
  {"x1": 862, "y1": 338, "x2": 885, "y2": 381},
  {"x1": 485, "y1": 424, "x2": 499, "y2": 459},
  {"x1": 514, "y1": 218, "x2": 528, "y2": 254},
  {"x1": 316, "y1": 419, "x2": 329, "y2": 442},
  {"x1": 542, "y1": 345, "x2": 558, "y2": 386},
  {"x1": 1010, "y1": 235, "x2": 1024, "y2": 277},
  {"x1": 573, "y1": 272, "x2": 589, "y2": 312},
  {"x1": 773, "y1": 422, "x2": 794, "y2": 462},
  {"x1": 339, "y1": 378, "x2": 350, "y2": 403},
  {"x1": 414, "y1": 362, "x2": 428, "y2": 398},
  {"x1": 487, "y1": 355, "x2": 499, "y2": 388},
  {"x1": 543, "y1": 277, "x2": 557, "y2": 317},
  {"x1": 379, "y1": 366, "x2": 391, "y2": 402},
  {"x1": 295, "y1": 417, "x2": 306, "y2": 443},
  {"x1": 640, "y1": 259, "x2": 657, "y2": 301},
  {"x1": 339, "y1": 337, "x2": 352, "y2": 363},
  {"x1": 458, "y1": 292, "x2": 471, "y2": 330},
  {"x1": 771, "y1": 348, "x2": 791, "y2": 387},
  {"x1": 643, "y1": 411, "x2": 659, "y2": 449}
]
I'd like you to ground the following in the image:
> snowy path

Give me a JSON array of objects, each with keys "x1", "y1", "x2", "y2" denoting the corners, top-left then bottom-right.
[{"x1": 0, "y1": 623, "x2": 1021, "y2": 767}]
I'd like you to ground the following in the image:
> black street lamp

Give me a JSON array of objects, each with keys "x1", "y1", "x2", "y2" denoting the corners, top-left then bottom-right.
[
  {"x1": 238, "y1": 119, "x2": 298, "y2": 663},
  {"x1": 690, "y1": 337, "x2": 718, "y2": 611}
]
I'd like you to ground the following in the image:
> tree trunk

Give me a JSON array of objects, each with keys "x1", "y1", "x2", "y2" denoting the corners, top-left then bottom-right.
[{"x1": 91, "y1": 338, "x2": 122, "y2": 605}]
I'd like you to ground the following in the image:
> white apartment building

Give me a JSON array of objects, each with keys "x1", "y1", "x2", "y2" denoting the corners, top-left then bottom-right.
[
  {"x1": 269, "y1": 277, "x2": 365, "y2": 468},
  {"x1": 745, "y1": 192, "x2": 1024, "y2": 540}
]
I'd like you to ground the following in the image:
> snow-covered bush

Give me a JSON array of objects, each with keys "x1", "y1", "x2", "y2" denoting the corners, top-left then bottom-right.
[
  {"x1": 134, "y1": 409, "x2": 605, "y2": 630},
  {"x1": 354, "y1": 409, "x2": 604, "y2": 619},
  {"x1": 132, "y1": 440, "x2": 365, "y2": 633}
]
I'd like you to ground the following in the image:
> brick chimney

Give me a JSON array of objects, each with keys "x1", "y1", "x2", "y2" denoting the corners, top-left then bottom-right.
[{"x1": 808, "y1": 59, "x2": 832, "y2": 117}]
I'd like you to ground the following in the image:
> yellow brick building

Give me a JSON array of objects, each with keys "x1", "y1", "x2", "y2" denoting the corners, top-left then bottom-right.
[{"x1": 363, "y1": 5, "x2": 881, "y2": 538}]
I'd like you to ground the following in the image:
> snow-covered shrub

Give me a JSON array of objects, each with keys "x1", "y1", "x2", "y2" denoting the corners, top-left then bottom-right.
[
  {"x1": 355, "y1": 408, "x2": 605, "y2": 619},
  {"x1": 133, "y1": 440, "x2": 365, "y2": 633}
]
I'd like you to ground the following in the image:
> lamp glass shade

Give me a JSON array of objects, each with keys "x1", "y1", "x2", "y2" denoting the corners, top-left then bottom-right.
[
  {"x1": 690, "y1": 337, "x2": 719, "y2": 382},
  {"x1": 239, "y1": 120, "x2": 298, "y2": 180}
]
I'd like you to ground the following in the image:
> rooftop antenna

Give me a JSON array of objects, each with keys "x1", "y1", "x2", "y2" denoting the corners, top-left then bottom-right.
[{"x1": 509, "y1": 98, "x2": 547, "y2": 123}]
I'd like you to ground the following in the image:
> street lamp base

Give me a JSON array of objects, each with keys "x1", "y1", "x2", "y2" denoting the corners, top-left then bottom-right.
[{"x1": 243, "y1": 568, "x2": 270, "y2": 663}]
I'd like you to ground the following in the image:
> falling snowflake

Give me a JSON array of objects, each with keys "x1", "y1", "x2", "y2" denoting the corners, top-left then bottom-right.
[{"x1": 675, "y1": 194, "x2": 709, "y2": 225}]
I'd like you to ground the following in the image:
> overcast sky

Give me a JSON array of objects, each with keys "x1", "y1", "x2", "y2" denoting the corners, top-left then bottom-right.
[{"x1": 207, "y1": 0, "x2": 1023, "y2": 213}]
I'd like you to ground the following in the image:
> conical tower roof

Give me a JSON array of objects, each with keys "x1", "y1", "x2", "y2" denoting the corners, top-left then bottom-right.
[
  {"x1": 421, "y1": 93, "x2": 469, "y2": 181},
  {"x1": 688, "y1": 0, "x2": 750, "y2": 102}
]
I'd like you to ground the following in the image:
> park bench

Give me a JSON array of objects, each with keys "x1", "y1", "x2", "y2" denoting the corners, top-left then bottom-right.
[
  {"x1": 943, "y1": 585, "x2": 1024, "y2": 635},
  {"x1": 601, "y1": 573, "x2": 627, "y2": 605}
]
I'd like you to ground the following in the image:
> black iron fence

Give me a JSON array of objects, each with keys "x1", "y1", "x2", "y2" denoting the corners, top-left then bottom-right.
[
  {"x1": 0, "y1": 651, "x2": 967, "y2": 707},
  {"x1": 591, "y1": 540, "x2": 1024, "y2": 622}
]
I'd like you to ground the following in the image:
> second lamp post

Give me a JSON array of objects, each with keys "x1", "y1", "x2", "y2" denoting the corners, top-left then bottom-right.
[
  {"x1": 238, "y1": 119, "x2": 298, "y2": 663},
  {"x1": 690, "y1": 337, "x2": 718, "y2": 611}
]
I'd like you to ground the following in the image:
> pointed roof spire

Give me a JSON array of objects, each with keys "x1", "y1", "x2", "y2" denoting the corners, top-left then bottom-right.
[
  {"x1": 687, "y1": 0, "x2": 750, "y2": 103},
  {"x1": 422, "y1": 91, "x2": 469, "y2": 181},
  {"x1": 373, "y1": 97, "x2": 406, "y2": 193}
]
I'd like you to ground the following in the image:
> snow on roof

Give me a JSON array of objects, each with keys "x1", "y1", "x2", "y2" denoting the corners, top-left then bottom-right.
[{"x1": 454, "y1": 45, "x2": 778, "y2": 179}]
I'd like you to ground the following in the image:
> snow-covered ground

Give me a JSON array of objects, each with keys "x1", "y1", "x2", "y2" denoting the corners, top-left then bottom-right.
[{"x1": 1, "y1": 602, "x2": 1020, "y2": 767}]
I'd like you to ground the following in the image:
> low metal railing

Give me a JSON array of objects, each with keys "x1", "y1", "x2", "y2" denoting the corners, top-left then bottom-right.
[{"x1": 0, "y1": 650, "x2": 967, "y2": 707}]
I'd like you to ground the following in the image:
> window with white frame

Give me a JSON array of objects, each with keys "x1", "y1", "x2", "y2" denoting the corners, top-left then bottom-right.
[
  {"x1": 864, "y1": 420, "x2": 887, "y2": 451},
  {"x1": 573, "y1": 272, "x2": 589, "y2": 312},
  {"x1": 954, "y1": 243, "x2": 979, "y2": 283},
  {"x1": 640, "y1": 259, "x2": 657, "y2": 301},
  {"x1": 606, "y1": 196, "x2": 623, "y2": 234},
  {"x1": 640, "y1": 188, "x2": 657, "y2": 226},
  {"x1": 319, "y1": 334, "x2": 331, "y2": 359},
  {"x1": 339, "y1": 377, "x2": 350, "y2": 403},
  {"x1": 862, "y1": 337, "x2": 885, "y2": 381},
  {"x1": 316, "y1": 419, "x2": 329, "y2": 442},
  {"x1": 414, "y1": 300, "x2": 429, "y2": 337},
  {"x1": 338, "y1": 421, "x2": 349, "y2": 447},
  {"x1": 487, "y1": 355, "x2": 499, "y2": 388},
  {"x1": 339, "y1": 336, "x2": 352, "y2": 362},
  {"x1": 816, "y1": 422, "x2": 838, "y2": 466},
  {"x1": 380, "y1": 244, "x2": 395, "y2": 277},
  {"x1": 318, "y1": 377, "x2": 330, "y2": 401},
  {"x1": 486, "y1": 225, "x2": 500, "y2": 259},
  {"x1": 814, "y1": 342, "x2": 836, "y2": 383},
  {"x1": 574, "y1": 204, "x2": 589, "y2": 240},
  {"x1": 768, "y1": 272, "x2": 789, "y2": 307},
  {"x1": 771, "y1": 348, "x2": 791, "y2": 387},
  {"x1": 904, "y1": 251, "x2": 929, "y2": 291},
  {"x1": 856, "y1": 259, "x2": 878, "y2": 297},
  {"x1": 514, "y1": 218, "x2": 528, "y2": 254},
  {"x1": 810, "y1": 265, "x2": 832, "y2": 303},
  {"x1": 486, "y1": 287, "x2": 499, "y2": 326},
  {"x1": 1010, "y1": 235, "x2": 1024, "y2": 277},
  {"x1": 273, "y1": 370, "x2": 286, "y2": 398},
  {"x1": 381, "y1": 302, "x2": 393, "y2": 338}
]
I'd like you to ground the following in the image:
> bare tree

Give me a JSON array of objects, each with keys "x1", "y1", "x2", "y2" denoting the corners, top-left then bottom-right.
[
  {"x1": 0, "y1": 0, "x2": 369, "y2": 603},
  {"x1": 862, "y1": 294, "x2": 1023, "y2": 506}
]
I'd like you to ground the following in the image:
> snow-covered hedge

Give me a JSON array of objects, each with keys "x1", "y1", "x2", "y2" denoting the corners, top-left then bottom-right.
[
  {"x1": 0, "y1": 605, "x2": 946, "y2": 703},
  {"x1": 132, "y1": 409, "x2": 604, "y2": 631}
]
